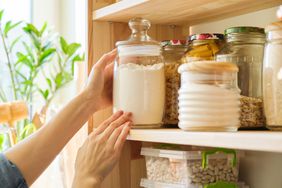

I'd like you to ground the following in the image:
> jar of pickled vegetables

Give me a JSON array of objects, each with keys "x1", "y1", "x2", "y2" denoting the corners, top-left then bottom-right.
[
  {"x1": 183, "y1": 33, "x2": 225, "y2": 63},
  {"x1": 162, "y1": 40, "x2": 188, "y2": 125}
]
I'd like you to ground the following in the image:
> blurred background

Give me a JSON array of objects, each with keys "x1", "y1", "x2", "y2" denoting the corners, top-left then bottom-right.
[{"x1": 0, "y1": 0, "x2": 87, "y2": 187}]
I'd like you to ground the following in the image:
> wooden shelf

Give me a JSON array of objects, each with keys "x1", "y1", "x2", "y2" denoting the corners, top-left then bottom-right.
[
  {"x1": 93, "y1": 0, "x2": 281, "y2": 25},
  {"x1": 127, "y1": 129, "x2": 282, "y2": 153}
]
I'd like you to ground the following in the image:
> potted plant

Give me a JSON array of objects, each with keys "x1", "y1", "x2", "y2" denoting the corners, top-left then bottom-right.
[{"x1": 0, "y1": 10, "x2": 84, "y2": 150}]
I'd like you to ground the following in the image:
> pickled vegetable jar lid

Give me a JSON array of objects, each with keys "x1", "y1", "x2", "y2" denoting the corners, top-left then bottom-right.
[
  {"x1": 188, "y1": 33, "x2": 224, "y2": 42},
  {"x1": 161, "y1": 40, "x2": 187, "y2": 46},
  {"x1": 178, "y1": 61, "x2": 238, "y2": 74},
  {"x1": 224, "y1": 26, "x2": 265, "y2": 35}
]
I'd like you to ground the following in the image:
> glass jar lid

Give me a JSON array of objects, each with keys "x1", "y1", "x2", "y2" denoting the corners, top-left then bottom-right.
[
  {"x1": 116, "y1": 18, "x2": 161, "y2": 57},
  {"x1": 265, "y1": 21, "x2": 282, "y2": 41},
  {"x1": 225, "y1": 26, "x2": 265, "y2": 44},
  {"x1": 188, "y1": 33, "x2": 224, "y2": 42},
  {"x1": 161, "y1": 40, "x2": 187, "y2": 46}
]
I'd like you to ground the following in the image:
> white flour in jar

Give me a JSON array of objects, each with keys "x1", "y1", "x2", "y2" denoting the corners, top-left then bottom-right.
[{"x1": 113, "y1": 63, "x2": 165, "y2": 126}]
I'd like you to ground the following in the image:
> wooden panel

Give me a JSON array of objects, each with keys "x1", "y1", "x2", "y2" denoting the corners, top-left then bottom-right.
[
  {"x1": 93, "y1": 0, "x2": 282, "y2": 25},
  {"x1": 127, "y1": 129, "x2": 282, "y2": 153}
]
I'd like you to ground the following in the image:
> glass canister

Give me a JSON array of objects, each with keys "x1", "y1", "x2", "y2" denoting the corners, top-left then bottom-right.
[
  {"x1": 183, "y1": 33, "x2": 225, "y2": 63},
  {"x1": 162, "y1": 40, "x2": 188, "y2": 125},
  {"x1": 216, "y1": 27, "x2": 266, "y2": 129},
  {"x1": 113, "y1": 18, "x2": 165, "y2": 128},
  {"x1": 263, "y1": 21, "x2": 282, "y2": 130},
  {"x1": 178, "y1": 61, "x2": 240, "y2": 132}
]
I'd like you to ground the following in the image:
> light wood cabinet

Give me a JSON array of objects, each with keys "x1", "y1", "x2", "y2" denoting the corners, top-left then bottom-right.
[{"x1": 87, "y1": 1, "x2": 282, "y2": 187}]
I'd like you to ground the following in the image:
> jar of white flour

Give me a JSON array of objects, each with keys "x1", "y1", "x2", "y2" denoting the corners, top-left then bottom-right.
[{"x1": 113, "y1": 18, "x2": 165, "y2": 128}]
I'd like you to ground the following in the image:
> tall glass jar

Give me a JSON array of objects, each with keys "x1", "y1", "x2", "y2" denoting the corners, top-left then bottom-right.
[
  {"x1": 216, "y1": 27, "x2": 266, "y2": 129},
  {"x1": 178, "y1": 61, "x2": 240, "y2": 132},
  {"x1": 263, "y1": 21, "x2": 282, "y2": 130},
  {"x1": 113, "y1": 18, "x2": 165, "y2": 128},
  {"x1": 184, "y1": 33, "x2": 225, "y2": 63},
  {"x1": 162, "y1": 40, "x2": 187, "y2": 126}
]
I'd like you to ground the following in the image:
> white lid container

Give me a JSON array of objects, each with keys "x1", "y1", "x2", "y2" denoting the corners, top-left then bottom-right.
[{"x1": 178, "y1": 61, "x2": 240, "y2": 132}]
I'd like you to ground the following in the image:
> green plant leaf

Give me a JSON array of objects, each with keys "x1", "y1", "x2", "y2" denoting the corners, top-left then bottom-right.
[
  {"x1": 38, "y1": 48, "x2": 56, "y2": 66},
  {"x1": 22, "y1": 41, "x2": 35, "y2": 62},
  {"x1": 18, "y1": 123, "x2": 37, "y2": 141},
  {"x1": 40, "y1": 22, "x2": 47, "y2": 36},
  {"x1": 21, "y1": 80, "x2": 32, "y2": 86},
  {"x1": 46, "y1": 78, "x2": 52, "y2": 89},
  {"x1": 38, "y1": 88, "x2": 49, "y2": 100},
  {"x1": 67, "y1": 43, "x2": 81, "y2": 56},
  {"x1": 0, "y1": 10, "x2": 4, "y2": 22},
  {"x1": 60, "y1": 37, "x2": 68, "y2": 54},
  {"x1": 16, "y1": 52, "x2": 33, "y2": 69},
  {"x1": 0, "y1": 134, "x2": 4, "y2": 152},
  {"x1": 23, "y1": 23, "x2": 40, "y2": 37},
  {"x1": 4, "y1": 21, "x2": 21, "y2": 37},
  {"x1": 55, "y1": 72, "x2": 63, "y2": 89},
  {"x1": 10, "y1": 35, "x2": 22, "y2": 51}
]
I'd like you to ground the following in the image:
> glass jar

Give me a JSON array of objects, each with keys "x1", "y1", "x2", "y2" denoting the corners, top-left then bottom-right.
[
  {"x1": 162, "y1": 40, "x2": 188, "y2": 125},
  {"x1": 216, "y1": 27, "x2": 266, "y2": 129},
  {"x1": 263, "y1": 21, "x2": 282, "y2": 130},
  {"x1": 113, "y1": 18, "x2": 165, "y2": 128},
  {"x1": 184, "y1": 33, "x2": 225, "y2": 63},
  {"x1": 178, "y1": 61, "x2": 240, "y2": 132}
]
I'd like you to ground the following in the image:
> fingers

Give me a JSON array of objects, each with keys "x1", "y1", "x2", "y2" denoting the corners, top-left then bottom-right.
[
  {"x1": 94, "y1": 49, "x2": 117, "y2": 71},
  {"x1": 101, "y1": 112, "x2": 132, "y2": 140},
  {"x1": 107, "y1": 122, "x2": 132, "y2": 147},
  {"x1": 114, "y1": 123, "x2": 131, "y2": 153},
  {"x1": 93, "y1": 111, "x2": 124, "y2": 135}
]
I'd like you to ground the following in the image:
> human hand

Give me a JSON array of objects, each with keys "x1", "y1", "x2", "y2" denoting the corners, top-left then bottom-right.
[
  {"x1": 72, "y1": 111, "x2": 132, "y2": 188},
  {"x1": 83, "y1": 49, "x2": 117, "y2": 111}
]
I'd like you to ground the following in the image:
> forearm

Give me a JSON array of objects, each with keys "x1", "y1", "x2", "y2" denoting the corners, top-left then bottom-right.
[{"x1": 4, "y1": 91, "x2": 97, "y2": 186}]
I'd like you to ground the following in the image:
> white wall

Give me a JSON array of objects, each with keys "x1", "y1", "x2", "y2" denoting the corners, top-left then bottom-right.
[{"x1": 191, "y1": 6, "x2": 282, "y2": 188}]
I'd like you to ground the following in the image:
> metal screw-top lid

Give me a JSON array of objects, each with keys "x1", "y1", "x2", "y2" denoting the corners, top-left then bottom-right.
[
  {"x1": 224, "y1": 26, "x2": 265, "y2": 35},
  {"x1": 188, "y1": 33, "x2": 224, "y2": 42},
  {"x1": 161, "y1": 40, "x2": 187, "y2": 47}
]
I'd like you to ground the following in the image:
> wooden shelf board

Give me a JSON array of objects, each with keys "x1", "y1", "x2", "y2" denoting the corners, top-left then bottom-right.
[
  {"x1": 93, "y1": 0, "x2": 282, "y2": 25},
  {"x1": 127, "y1": 129, "x2": 282, "y2": 153}
]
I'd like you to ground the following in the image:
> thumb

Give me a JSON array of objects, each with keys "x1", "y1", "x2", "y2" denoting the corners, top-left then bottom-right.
[{"x1": 94, "y1": 49, "x2": 117, "y2": 71}]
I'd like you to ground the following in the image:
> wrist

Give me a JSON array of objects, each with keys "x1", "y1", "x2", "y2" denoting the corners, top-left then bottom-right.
[
  {"x1": 73, "y1": 174, "x2": 103, "y2": 188},
  {"x1": 78, "y1": 90, "x2": 98, "y2": 114}
]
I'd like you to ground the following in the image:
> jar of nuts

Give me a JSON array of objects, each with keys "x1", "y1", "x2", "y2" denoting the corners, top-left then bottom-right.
[{"x1": 162, "y1": 40, "x2": 188, "y2": 125}]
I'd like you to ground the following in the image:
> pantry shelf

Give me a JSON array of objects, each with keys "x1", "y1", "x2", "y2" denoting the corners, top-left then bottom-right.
[
  {"x1": 127, "y1": 129, "x2": 282, "y2": 153},
  {"x1": 92, "y1": 0, "x2": 281, "y2": 25}
]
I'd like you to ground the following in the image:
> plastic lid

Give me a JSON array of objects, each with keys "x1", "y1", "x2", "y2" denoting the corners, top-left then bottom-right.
[
  {"x1": 178, "y1": 61, "x2": 238, "y2": 74},
  {"x1": 188, "y1": 33, "x2": 224, "y2": 41},
  {"x1": 140, "y1": 178, "x2": 197, "y2": 188},
  {"x1": 224, "y1": 26, "x2": 265, "y2": 35},
  {"x1": 141, "y1": 147, "x2": 228, "y2": 160}
]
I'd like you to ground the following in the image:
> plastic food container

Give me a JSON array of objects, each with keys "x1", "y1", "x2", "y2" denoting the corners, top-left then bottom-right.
[
  {"x1": 140, "y1": 179, "x2": 249, "y2": 188},
  {"x1": 141, "y1": 147, "x2": 240, "y2": 186},
  {"x1": 184, "y1": 33, "x2": 225, "y2": 63},
  {"x1": 178, "y1": 61, "x2": 240, "y2": 132}
]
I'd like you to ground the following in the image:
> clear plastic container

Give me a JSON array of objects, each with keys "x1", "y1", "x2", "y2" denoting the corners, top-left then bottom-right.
[
  {"x1": 141, "y1": 147, "x2": 240, "y2": 186},
  {"x1": 162, "y1": 40, "x2": 188, "y2": 125},
  {"x1": 263, "y1": 21, "x2": 282, "y2": 130},
  {"x1": 184, "y1": 33, "x2": 225, "y2": 63},
  {"x1": 216, "y1": 26, "x2": 266, "y2": 129},
  {"x1": 140, "y1": 179, "x2": 249, "y2": 188},
  {"x1": 113, "y1": 18, "x2": 165, "y2": 128},
  {"x1": 178, "y1": 61, "x2": 240, "y2": 132}
]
